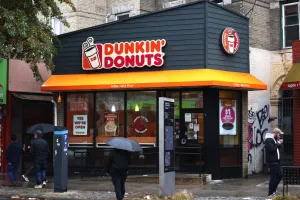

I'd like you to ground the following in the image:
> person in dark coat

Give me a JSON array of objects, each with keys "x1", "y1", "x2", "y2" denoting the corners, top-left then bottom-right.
[
  {"x1": 105, "y1": 149, "x2": 131, "y2": 200},
  {"x1": 30, "y1": 130, "x2": 49, "y2": 188},
  {"x1": 5, "y1": 134, "x2": 22, "y2": 186},
  {"x1": 264, "y1": 128, "x2": 284, "y2": 197}
]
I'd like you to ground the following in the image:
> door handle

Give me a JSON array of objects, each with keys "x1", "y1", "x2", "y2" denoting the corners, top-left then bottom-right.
[{"x1": 23, "y1": 144, "x2": 26, "y2": 152}]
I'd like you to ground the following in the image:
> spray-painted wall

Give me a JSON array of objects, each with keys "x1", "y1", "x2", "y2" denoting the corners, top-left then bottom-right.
[{"x1": 248, "y1": 48, "x2": 272, "y2": 174}]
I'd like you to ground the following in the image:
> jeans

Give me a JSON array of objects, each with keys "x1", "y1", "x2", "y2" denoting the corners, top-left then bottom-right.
[
  {"x1": 268, "y1": 163, "x2": 282, "y2": 196},
  {"x1": 24, "y1": 165, "x2": 34, "y2": 176},
  {"x1": 111, "y1": 173, "x2": 127, "y2": 200},
  {"x1": 34, "y1": 160, "x2": 47, "y2": 185},
  {"x1": 7, "y1": 163, "x2": 19, "y2": 184}
]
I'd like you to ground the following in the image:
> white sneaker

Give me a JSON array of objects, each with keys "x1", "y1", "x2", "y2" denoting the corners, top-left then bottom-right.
[
  {"x1": 34, "y1": 184, "x2": 42, "y2": 189},
  {"x1": 42, "y1": 181, "x2": 46, "y2": 187},
  {"x1": 22, "y1": 175, "x2": 29, "y2": 182},
  {"x1": 268, "y1": 193, "x2": 277, "y2": 198}
]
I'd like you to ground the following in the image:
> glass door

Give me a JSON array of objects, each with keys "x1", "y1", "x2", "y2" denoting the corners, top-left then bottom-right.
[{"x1": 180, "y1": 111, "x2": 204, "y2": 145}]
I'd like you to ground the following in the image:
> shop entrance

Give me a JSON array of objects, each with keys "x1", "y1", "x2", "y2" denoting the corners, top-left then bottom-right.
[
  {"x1": 180, "y1": 110, "x2": 204, "y2": 145},
  {"x1": 176, "y1": 109, "x2": 204, "y2": 173}
]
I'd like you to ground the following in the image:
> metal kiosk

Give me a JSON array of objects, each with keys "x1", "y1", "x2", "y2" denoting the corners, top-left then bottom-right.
[{"x1": 54, "y1": 127, "x2": 68, "y2": 192}]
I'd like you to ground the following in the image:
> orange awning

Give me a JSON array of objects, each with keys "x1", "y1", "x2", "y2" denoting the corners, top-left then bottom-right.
[{"x1": 41, "y1": 69, "x2": 267, "y2": 91}]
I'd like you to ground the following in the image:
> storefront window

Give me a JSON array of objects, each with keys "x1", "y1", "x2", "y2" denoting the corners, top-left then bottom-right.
[
  {"x1": 182, "y1": 91, "x2": 203, "y2": 109},
  {"x1": 95, "y1": 92, "x2": 125, "y2": 146},
  {"x1": 127, "y1": 91, "x2": 157, "y2": 145},
  {"x1": 219, "y1": 90, "x2": 241, "y2": 167},
  {"x1": 66, "y1": 93, "x2": 94, "y2": 147}
]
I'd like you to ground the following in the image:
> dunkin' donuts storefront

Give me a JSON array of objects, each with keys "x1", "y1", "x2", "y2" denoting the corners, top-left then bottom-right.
[{"x1": 42, "y1": 1, "x2": 266, "y2": 179}]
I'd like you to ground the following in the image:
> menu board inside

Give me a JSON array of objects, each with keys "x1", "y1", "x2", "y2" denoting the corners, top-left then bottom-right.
[{"x1": 164, "y1": 100, "x2": 175, "y2": 172}]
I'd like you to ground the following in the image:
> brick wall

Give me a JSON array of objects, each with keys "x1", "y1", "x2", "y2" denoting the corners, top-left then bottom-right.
[
  {"x1": 242, "y1": 91, "x2": 248, "y2": 176},
  {"x1": 293, "y1": 90, "x2": 300, "y2": 166},
  {"x1": 225, "y1": 0, "x2": 281, "y2": 51},
  {"x1": 292, "y1": 41, "x2": 300, "y2": 63},
  {"x1": 293, "y1": 41, "x2": 300, "y2": 166}
]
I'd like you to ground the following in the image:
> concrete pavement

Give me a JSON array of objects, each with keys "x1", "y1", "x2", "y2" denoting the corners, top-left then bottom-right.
[{"x1": 0, "y1": 174, "x2": 299, "y2": 199}]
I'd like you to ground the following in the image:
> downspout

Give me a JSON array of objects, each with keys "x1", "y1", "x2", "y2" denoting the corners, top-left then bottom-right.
[{"x1": 51, "y1": 100, "x2": 57, "y2": 126}]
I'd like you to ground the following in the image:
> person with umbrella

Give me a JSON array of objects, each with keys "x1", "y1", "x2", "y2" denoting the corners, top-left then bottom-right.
[
  {"x1": 30, "y1": 130, "x2": 49, "y2": 188},
  {"x1": 25, "y1": 124, "x2": 54, "y2": 184},
  {"x1": 105, "y1": 137, "x2": 141, "y2": 200}
]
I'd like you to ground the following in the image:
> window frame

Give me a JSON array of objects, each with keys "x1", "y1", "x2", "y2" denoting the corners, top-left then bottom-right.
[
  {"x1": 115, "y1": 12, "x2": 130, "y2": 21},
  {"x1": 282, "y1": 2, "x2": 300, "y2": 48}
]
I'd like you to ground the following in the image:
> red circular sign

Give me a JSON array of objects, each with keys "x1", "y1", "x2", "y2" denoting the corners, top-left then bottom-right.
[{"x1": 222, "y1": 27, "x2": 240, "y2": 54}]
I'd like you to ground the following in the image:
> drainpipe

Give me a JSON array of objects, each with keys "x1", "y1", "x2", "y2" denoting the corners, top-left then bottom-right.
[
  {"x1": 105, "y1": 13, "x2": 111, "y2": 23},
  {"x1": 51, "y1": 100, "x2": 57, "y2": 126}
]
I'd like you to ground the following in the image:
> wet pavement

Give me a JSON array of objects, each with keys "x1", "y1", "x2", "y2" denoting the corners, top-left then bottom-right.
[{"x1": 0, "y1": 174, "x2": 299, "y2": 199}]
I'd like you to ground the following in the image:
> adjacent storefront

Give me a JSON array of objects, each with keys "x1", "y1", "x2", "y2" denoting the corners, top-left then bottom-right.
[{"x1": 42, "y1": 1, "x2": 266, "y2": 179}]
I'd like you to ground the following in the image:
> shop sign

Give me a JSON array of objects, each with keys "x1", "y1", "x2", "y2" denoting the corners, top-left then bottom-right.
[
  {"x1": 104, "y1": 112, "x2": 119, "y2": 136},
  {"x1": 0, "y1": 60, "x2": 8, "y2": 105},
  {"x1": 82, "y1": 37, "x2": 166, "y2": 70},
  {"x1": 219, "y1": 99, "x2": 236, "y2": 135},
  {"x1": 222, "y1": 27, "x2": 240, "y2": 54},
  {"x1": 134, "y1": 116, "x2": 148, "y2": 134},
  {"x1": 73, "y1": 115, "x2": 88, "y2": 135}
]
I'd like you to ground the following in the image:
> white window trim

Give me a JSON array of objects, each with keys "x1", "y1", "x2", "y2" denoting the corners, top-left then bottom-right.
[
  {"x1": 282, "y1": 2, "x2": 300, "y2": 49},
  {"x1": 115, "y1": 12, "x2": 130, "y2": 21}
]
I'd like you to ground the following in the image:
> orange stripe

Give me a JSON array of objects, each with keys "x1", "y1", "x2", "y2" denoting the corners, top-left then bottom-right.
[{"x1": 41, "y1": 69, "x2": 267, "y2": 91}]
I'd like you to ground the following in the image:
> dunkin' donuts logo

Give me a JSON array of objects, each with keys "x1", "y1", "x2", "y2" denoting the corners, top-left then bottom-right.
[
  {"x1": 222, "y1": 27, "x2": 240, "y2": 55},
  {"x1": 82, "y1": 37, "x2": 166, "y2": 70}
]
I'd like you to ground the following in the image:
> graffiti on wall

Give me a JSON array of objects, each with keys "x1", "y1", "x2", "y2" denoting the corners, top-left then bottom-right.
[{"x1": 247, "y1": 104, "x2": 271, "y2": 164}]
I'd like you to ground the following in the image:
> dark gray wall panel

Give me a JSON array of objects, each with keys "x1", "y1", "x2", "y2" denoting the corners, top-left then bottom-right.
[
  {"x1": 206, "y1": 3, "x2": 249, "y2": 73},
  {"x1": 54, "y1": 3, "x2": 205, "y2": 75}
]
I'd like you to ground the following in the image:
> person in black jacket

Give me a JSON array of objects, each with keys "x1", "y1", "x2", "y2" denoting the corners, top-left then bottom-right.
[
  {"x1": 30, "y1": 130, "x2": 49, "y2": 189},
  {"x1": 264, "y1": 128, "x2": 284, "y2": 197},
  {"x1": 5, "y1": 134, "x2": 22, "y2": 186},
  {"x1": 105, "y1": 149, "x2": 131, "y2": 200}
]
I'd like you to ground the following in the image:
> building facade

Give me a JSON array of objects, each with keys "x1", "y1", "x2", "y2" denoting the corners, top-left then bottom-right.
[
  {"x1": 43, "y1": 1, "x2": 266, "y2": 179},
  {"x1": 50, "y1": 0, "x2": 298, "y2": 174}
]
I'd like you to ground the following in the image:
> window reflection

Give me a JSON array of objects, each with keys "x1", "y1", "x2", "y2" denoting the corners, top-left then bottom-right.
[
  {"x1": 95, "y1": 92, "x2": 125, "y2": 145},
  {"x1": 127, "y1": 91, "x2": 157, "y2": 145}
]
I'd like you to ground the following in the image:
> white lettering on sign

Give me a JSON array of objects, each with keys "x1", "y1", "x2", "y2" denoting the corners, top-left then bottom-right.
[
  {"x1": 162, "y1": 0, "x2": 186, "y2": 9},
  {"x1": 73, "y1": 115, "x2": 88, "y2": 135}
]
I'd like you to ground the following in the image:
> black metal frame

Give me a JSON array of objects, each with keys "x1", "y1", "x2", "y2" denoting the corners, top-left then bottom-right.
[{"x1": 282, "y1": 166, "x2": 300, "y2": 197}]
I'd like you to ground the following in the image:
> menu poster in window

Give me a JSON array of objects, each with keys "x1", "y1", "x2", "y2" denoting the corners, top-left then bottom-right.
[
  {"x1": 219, "y1": 99, "x2": 236, "y2": 135},
  {"x1": 73, "y1": 115, "x2": 88, "y2": 135},
  {"x1": 104, "y1": 112, "x2": 119, "y2": 137}
]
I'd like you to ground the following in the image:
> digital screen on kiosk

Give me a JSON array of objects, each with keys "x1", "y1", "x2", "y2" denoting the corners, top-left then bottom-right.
[{"x1": 164, "y1": 100, "x2": 175, "y2": 172}]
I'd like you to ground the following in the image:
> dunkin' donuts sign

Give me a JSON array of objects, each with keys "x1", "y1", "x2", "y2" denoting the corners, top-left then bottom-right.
[
  {"x1": 82, "y1": 37, "x2": 166, "y2": 70},
  {"x1": 222, "y1": 27, "x2": 240, "y2": 55}
]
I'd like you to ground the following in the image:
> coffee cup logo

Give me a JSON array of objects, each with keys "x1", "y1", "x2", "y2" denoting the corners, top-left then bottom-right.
[
  {"x1": 222, "y1": 27, "x2": 240, "y2": 55},
  {"x1": 82, "y1": 37, "x2": 101, "y2": 69}
]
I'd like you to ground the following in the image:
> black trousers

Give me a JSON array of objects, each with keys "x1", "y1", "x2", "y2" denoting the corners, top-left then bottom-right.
[
  {"x1": 268, "y1": 163, "x2": 282, "y2": 196},
  {"x1": 111, "y1": 173, "x2": 127, "y2": 200}
]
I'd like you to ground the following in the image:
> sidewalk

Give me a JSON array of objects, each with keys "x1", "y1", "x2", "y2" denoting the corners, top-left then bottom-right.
[{"x1": 0, "y1": 174, "x2": 299, "y2": 199}]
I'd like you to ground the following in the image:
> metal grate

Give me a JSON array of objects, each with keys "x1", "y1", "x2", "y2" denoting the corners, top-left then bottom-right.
[{"x1": 283, "y1": 166, "x2": 300, "y2": 185}]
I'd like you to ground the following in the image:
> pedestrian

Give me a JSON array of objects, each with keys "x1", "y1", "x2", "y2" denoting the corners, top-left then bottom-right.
[
  {"x1": 22, "y1": 137, "x2": 48, "y2": 183},
  {"x1": 5, "y1": 134, "x2": 22, "y2": 187},
  {"x1": 30, "y1": 130, "x2": 49, "y2": 189},
  {"x1": 105, "y1": 149, "x2": 131, "y2": 200},
  {"x1": 265, "y1": 128, "x2": 284, "y2": 198}
]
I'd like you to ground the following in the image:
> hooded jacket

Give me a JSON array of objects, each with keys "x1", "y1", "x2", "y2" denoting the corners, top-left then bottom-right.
[{"x1": 264, "y1": 133, "x2": 281, "y2": 164}]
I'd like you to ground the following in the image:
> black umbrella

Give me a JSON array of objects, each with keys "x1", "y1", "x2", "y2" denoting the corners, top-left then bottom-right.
[
  {"x1": 106, "y1": 137, "x2": 142, "y2": 152},
  {"x1": 26, "y1": 123, "x2": 55, "y2": 134}
]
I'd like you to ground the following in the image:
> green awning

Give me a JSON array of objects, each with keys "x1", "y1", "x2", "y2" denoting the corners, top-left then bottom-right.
[{"x1": 282, "y1": 63, "x2": 300, "y2": 90}]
